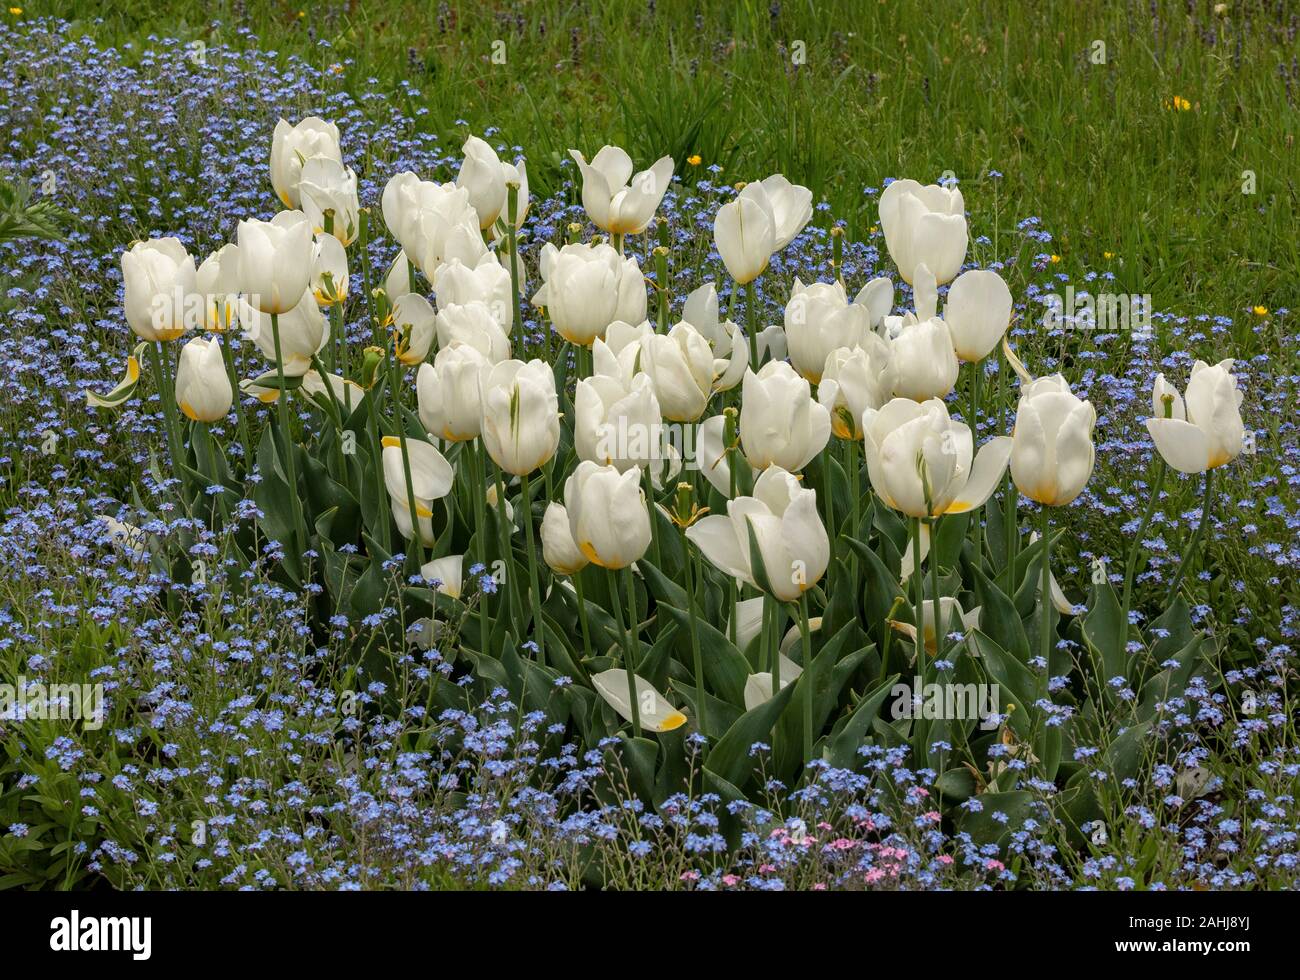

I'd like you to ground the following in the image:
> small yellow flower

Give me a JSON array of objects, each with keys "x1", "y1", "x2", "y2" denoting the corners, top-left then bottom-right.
[
  {"x1": 1253, "y1": 305, "x2": 1268, "y2": 316},
  {"x1": 1050, "y1": 254, "x2": 1061, "y2": 264},
  {"x1": 1103, "y1": 251, "x2": 1114, "y2": 260},
  {"x1": 8, "y1": 6, "x2": 22, "y2": 14},
  {"x1": 297, "y1": 9, "x2": 306, "y2": 17},
  {"x1": 1163, "y1": 95, "x2": 1192, "y2": 111},
  {"x1": 329, "y1": 63, "x2": 344, "y2": 74},
  {"x1": 686, "y1": 154, "x2": 702, "y2": 166}
]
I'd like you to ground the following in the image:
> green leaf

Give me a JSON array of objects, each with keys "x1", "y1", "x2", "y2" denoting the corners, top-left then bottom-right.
[
  {"x1": 824, "y1": 673, "x2": 900, "y2": 769},
  {"x1": 704, "y1": 678, "x2": 798, "y2": 789}
]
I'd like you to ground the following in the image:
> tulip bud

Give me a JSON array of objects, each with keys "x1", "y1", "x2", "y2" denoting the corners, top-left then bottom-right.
[
  {"x1": 944, "y1": 269, "x2": 1013, "y2": 363},
  {"x1": 237, "y1": 212, "x2": 315, "y2": 315},
  {"x1": 174, "y1": 337, "x2": 233, "y2": 422},
  {"x1": 878, "y1": 178, "x2": 968, "y2": 285},
  {"x1": 639, "y1": 322, "x2": 715, "y2": 422},
  {"x1": 417, "y1": 346, "x2": 490, "y2": 442},
  {"x1": 563, "y1": 461, "x2": 652, "y2": 569},
  {"x1": 1010, "y1": 375, "x2": 1097, "y2": 506},
  {"x1": 541, "y1": 502, "x2": 589, "y2": 576},
  {"x1": 739, "y1": 361, "x2": 831, "y2": 472},
  {"x1": 480, "y1": 359, "x2": 561, "y2": 475},
  {"x1": 121, "y1": 238, "x2": 198, "y2": 342}
]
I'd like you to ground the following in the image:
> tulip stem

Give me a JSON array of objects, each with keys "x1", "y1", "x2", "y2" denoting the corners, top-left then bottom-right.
[
  {"x1": 642, "y1": 466, "x2": 662, "y2": 569},
  {"x1": 798, "y1": 592, "x2": 814, "y2": 767},
  {"x1": 911, "y1": 516, "x2": 926, "y2": 687},
  {"x1": 269, "y1": 313, "x2": 307, "y2": 558},
  {"x1": 219, "y1": 330, "x2": 252, "y2": 471},
  {"x1": 767, "y1": 597, "x2": 779, "y2": 687},
  {"x1": 928, "y1": 516, "x2": 947, "y2": 663},
  {"x1": 1038, "y1": 506, "x2": 1053, "y2": 668},
  {"x1": 846, "y1": 439, "x2": 860, "y2": 581},
  {"x1": 1120, "y1": 457, "x2": 1167, "y2": 630},
  {"x1": 147, "y1": 342, "x2": 183, "y2": 488},
  {"x1": 519, "y1": 469, "x2": 546, "y2": 665},
  {"x1": 682, "y1": 538, "x2": 706, "y2": 739},
  {"x1": 970, "y1": 363, "x2": 984, "y2": 565},
  {"x1": 1166, "y1": 468, "x2": 1216, "y2": 606},
  {"x1": 468, "y1": 441, "x2": 492, "y2": 652},
  {"x1": 744, "y1": 280, "x2": 759, "y2": 370},
  {"x1": 1000, "y1": 354, "x2": 1017, "y2": 593},
  {"x1": 573, "y1": 570, "x2": 593, "y2": 663},
  {"x1": 609, "y1": 567, "x2": 642, "y2": 738},
  {"x1": 506, "y1": 183, "x2": 525, "y2": 356},
  {"x1": 386, "y1": 347, "x2": 425, "y2": 566},
  {"x1": 494, "y1": 466, "x2": 521, "y2": 624}
]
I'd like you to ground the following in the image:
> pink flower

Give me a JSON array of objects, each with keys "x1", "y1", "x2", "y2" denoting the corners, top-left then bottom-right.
[
  {"x1": 984, "y1": 859, "x2": 1005, "y2": 872},
  {"x1": 812, "y1": 882, "x2": 827, "y2": 890},
  {"x1": 937, "y1": 854, "x2": 954, "y2": 866},
  {"x1": 722, "y1": 874, "x2": 740, "y2": 887},
  {"x1": 680, "y1": 870, "x2": 700, "y2": 882},
  {"x1": 864, "y1": 868, "x2": 885, "y2": 884}
]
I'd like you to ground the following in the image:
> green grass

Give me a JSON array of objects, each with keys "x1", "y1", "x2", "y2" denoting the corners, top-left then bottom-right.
[{"x1": 30, "y1": 0, "x2": 1299, "y2": 322}]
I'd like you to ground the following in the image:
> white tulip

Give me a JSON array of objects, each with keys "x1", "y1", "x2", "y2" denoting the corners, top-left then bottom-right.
[
  {"x1": 480, "y1": 359, "x2": 561, "y2": 475},
  {"x1": 381, "y1": 172, "x2": 487, "y2": 278},
  {"x1": 784, "y1": 278, "x2": 871, "y2": 382},
  {"x1": 591, "y1": 669, "x2": 687, "y2": 732},
  {"x1": 878, "y1": 177, "x2": 967, "y2": 285},
  {"x1": 456, "y1": 135, "x2": 508, "y2": 230},
  {"x1": 420, "y1": 554, "x2": 464, "y2": 599},
  {"x1": 639, "y1": 322, "x2": 716, "y2": 422},
  {"x1": 270, "y1": 117, "x2": 341, "y2": 209},
  {"x1": 888, "y1": 265, "x2": 959, "y2": 401},
  {"x1": 382, "y1": 435, "x2": 455, "y2": 546},
  {"x1": 417, "y1": 346, "x2": 490, "y2": 442},
  {"x1": 298, "y1": 156, "x2": 360, "y2": 245},
  {"x1": 434, "y1": 253, "x2": 513, "y2": 328},
  {"x1": 311, "y1": 233, "x2": 348, "y2": 306},
  {"x1": 861, "y1": 397, "x2": 1012, "y2": 518},
  {"x1": 239, "y1": 288, "x2": 327, "y2": 374},
  {"x1": 196, "y1": 243, "x2": 240, "y2": 333},
  {"x1": 686, "y1": 465, "x2": 829, "y2": 602},
  {"x1": 434, "y1": 301, "x2": 512, "y2": 364},
  {"x1": 1010, "y1": 375, "x2": 1097, "y2": 506},
  {"x1": 301, "y1": 369, "x2": 366, "y2": 414},
  {"x1": 1145, "y1": 360, "x2": 1245, "y2": 473},
  {"x1": 541, "y1": 502, "x2": 589, "y2": 576},
  {"x1": 713, "y1": 175, "x2": 812, "y2": 285},
  {"x1": 818, "y1": 337, "x2": 895, "y2": 440},
  {"x1": 681, "y1": 283, "x2": 747, "y2": 391},
  {"x1": 563, "y1": 461, "x2": 653, "y2": 569},
  {"x1": 236, "y1": 212, "x2": 315, "y2": 315},
  {"x1": 384, "y1": 250, "x2": 412, "y2": 300},
  {"x1": 391, "y1": 293, "x2": 438, "y2": 366},
  {"x1": 890, "y1": 597, "x2": 982, "y2": 656},
  {"x1": 575, "y1": 372, "x2": 667, "y2": 473},
  {"x1": 174, "y1": 337, "x2": 232, "y2": 423},
  {"x1": 568, "y1": 145, "x2": 674, "y2": 235},
  {"x1": 530, "y1": 242, "x2": 645, "y2": 347},
  {"x1": 944, "y1": 269, "x2": 1012, "y2": 363},
  {"x1": 121, "y1": 238, "x2": 197, "y2": 342},
  {"x1": 739, "y1": 361, "x2": 831, "y2": 472}
]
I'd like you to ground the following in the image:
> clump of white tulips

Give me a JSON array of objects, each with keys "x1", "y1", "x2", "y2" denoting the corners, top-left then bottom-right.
[{"x1": 88, "y1": 117, "x2": 1248, "y2": 840}]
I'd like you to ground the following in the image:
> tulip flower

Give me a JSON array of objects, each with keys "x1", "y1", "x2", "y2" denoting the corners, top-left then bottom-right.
[
  {"x1": 236, "y1": 212, "x2": 315, "y2": 315},
  {"x1": 121, "y1": 238, "x2": 197, "y2": 342},
  {"x1": 384, "y1": 250, "x2": 411, "y2": 300},
  {"x1": 563, "y1": 461, "x2": 653, "y2": 569},
  {"x1": 639, "y1": 322, "x2": 716, "y2": 422},
  {"x1": 818, "y1": 337, "x2": 895, "y2": 440},
  {"x1": 944, "y1": 268, "x2": 1012, "y2": 363},
  {"x1": 861, "y1": 397, "x2": 1012, "y2": 518},
  {"x1": 301, "y1": 369, "x2": 365, "y2": 414},
  {"x1": 389, "y1": 293, "x2": 437, "y2": 366},
  {"x1": 381, "y1": 172, "x2": 487, "y2": 278},
  {"x1": 270, "y1": 116, "x2": 342, "y2": 209},
  {"x1": 575, "y1": 372, "x2": 669, "y2": 473},
  {"x1": 890, "y1": 597, "x2": 982, "y2": 657},
  {"x1": 382, "y1": 435, "x2": 454, "y2": 546},
  {"x1": 568, "y1": 145, "x2": 674, "y2": 236},
  {"x1": 311, "y1": 233, "x2": 348, "y2": 307},
  {"x1": 680, "y1": 283, "x2": 747, "y2": 391},
  {"x1": 434, "y1": 254, "x2": 514, "y2": 329},
  {"x1": 456, "y1": 135, "x2": 509, "y2": 230},
  {"x1": 756, "y1": 324, "x2": 788, "y2": 363},
  {"x1": 434, "y1": 301, "x2": 512, "y2": 364},
  {"x1": 713, "y1": 175, "x2": 812, "y2": 286},
  {"x1": 480, "y1": 359, "x2": 561, "y2": 476},
  {"x1": 417, "y1": 347, "x2": 490, "y2": 442},
  {"x1": 239, "y1": 288, "x2": 327, "y2": 375},
  {"x1": 541, "y1": 502, "x2": 589, "y2": 576},
  {"x1": 855, "y1": 276, "x2": 895, "y2": 331},
  {"x1": 591, "y1": 669, "x2": 687, "y2": 733},
  {"x1": 1010, "y1": 375, "x2": 1097, "y2": 507},
  {"x1": 174, "y1": 337, "x2": 233, "y2": 422},
  {"x1": 420, "y1": 554, "x2": 464, "y2": 599},
  {"x1": 530, "y1": 242, "x2": 645, "y2": 347},
  {"x1": 298, "y1": 156, "x2": 360, "y2": 245},
  {"x1": 687, "y1": 465, "x2": 829, "y2": 602},
  {"x1": 888, "y1": 265, "x2": 960, "y2": 401},
  {"x1": 878, "y1": 177, "x2": 967, "y2": 285},
  {"x1": 1145, "y1": 361, "x2": 1245, "y2": 474},
  {"x1": 783, "y1": 278, "x2": 871, "y2": 382},
  {"x1": 738, "y1": 361, "x2": 831, "y2": 472},
  {"x1": 196, "y1": 244, "x2": 240, "y2": 332}
]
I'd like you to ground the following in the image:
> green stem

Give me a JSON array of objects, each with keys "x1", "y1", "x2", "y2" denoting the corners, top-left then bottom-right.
[
  {"x1": 469, "y1": 441, "x2": 491, "y2": 651},
  {"x1": 1039, "y1": 506, "x2": 1053, "y2": 666},
  {"x1": 928, "y1": 515, "x2": 946, "y2": 662},
  {"x1": 683, "y1": 534, "x2": 706, "y2": 738},
  {"x1": 1165, "y1": 468, "x2": 1216, "y2": 605},
  {"x1": 609, "y1": 566, "x2": 642, "y2": 738},
  {"x1": 969, "y1": 363, "x2": 984, "y2": 565},
  {"x1": 911, "y1": 516, "x2": 926, "y2": 684},
  {"x1": 506, "y1": 183, "x2": 525, "y2": 356},
  {"x1": 269, "y1": 312, "x2": 306, "y2": 556},
  {"x1": 798, "y1": 592, "x2": 814, "y2": 766},
  {"x1": 573, "y1": 570, "x2": 593, "y2": 662},
  {"x1": 218, "y1": 328, "x2": 252, "y2": 470},
  {"x1": 745, "y1": 279, "x2": 759, "y2": 370},
  {"x1": 519, "y1": 469, "x2": 546, "y2": 665}
]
